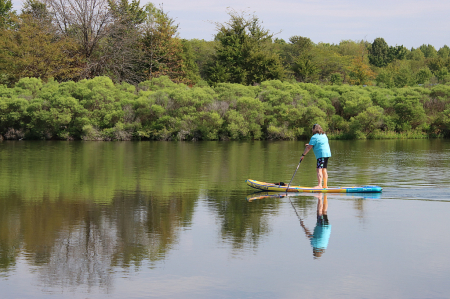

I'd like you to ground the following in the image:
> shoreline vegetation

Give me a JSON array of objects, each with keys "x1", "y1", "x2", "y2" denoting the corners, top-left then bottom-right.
[
  {"x1": 1, "y1": 1, "x2": 450, "y2": 140},
  {"x1": 0, "y1": 76, "x2": 449, "y2": 141}
]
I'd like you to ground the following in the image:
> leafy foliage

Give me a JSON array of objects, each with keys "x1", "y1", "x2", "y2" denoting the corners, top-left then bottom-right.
[
  {"x1": 368, "y1": 38, "x2": 407, "y2": 67},
  {"x1": 206, "y1": 10, "x2": 285, "y2": 86},
  {"x1": 0, "y1": 2, "x2": 448, "y2": 89},
  {"x1": 1, "y1": 5, "x2": 450, "y2": 141},
  {"x1": 1, "y1": 76, "x2": 449, "y2": 141},
  {"x1": 0, "y1": 14, "x2": 81, "y2": 84},
  {"x1": 0, "y1": 0, "x2": 12, "y2": 27},
  {"x1": 347, "y1": 57, "x2": 376, "y2": 85},
  {"x1": 369, "y1": 38, "x2": 391, "y2": 67},
  {"x1": 141, "y1": 4, "x2": 188, "y2": 84}
]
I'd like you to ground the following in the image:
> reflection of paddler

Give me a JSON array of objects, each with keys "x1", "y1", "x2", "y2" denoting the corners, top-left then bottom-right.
[{"x1": 299, "y1": 193, "x2": 331, "y2": 259}]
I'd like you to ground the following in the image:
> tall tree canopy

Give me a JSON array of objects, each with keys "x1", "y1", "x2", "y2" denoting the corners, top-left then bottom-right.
[
  {"x1": 369, "y1": 37, "x2": 407, "y2": 68},
  {"x1": 140, "y1": 4, "x2": 191, "y2": 84},
  {"x1": 0, "y1": 0, "x2": 13, "y2": 27},
  {"x1": 419, "y1": 44, "x2": 438, "y2": 58},
  {"x1": 438, "y1": 45, "x2": 450, "y2": 59},
  {"x1": 369, "y1": 38, "x2": 391, "y2": 67},
  {"x1": 207, "y1": 10, "x2": 285, "y2": 85},
  {"x1": 95, "y1": 0, "x2": 146, "y2": 83},
  {"x1": 44, "y1": 0, "x2": 113, "y2": 60},
  {"x1": 0, "y1": 3, "x2": 81, "y2": 84}
]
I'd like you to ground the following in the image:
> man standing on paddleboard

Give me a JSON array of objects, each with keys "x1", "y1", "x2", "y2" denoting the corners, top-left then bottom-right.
[{"x1": 300, "y1": 124, "x2": 331, "y2": 189}]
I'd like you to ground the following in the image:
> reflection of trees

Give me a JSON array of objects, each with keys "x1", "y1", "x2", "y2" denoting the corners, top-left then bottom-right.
[
  {"x1": 38, "y1": 214, "x2": 117, "y2": 292},
  {"x1": 110, "y1": 192, "x2": 196, "y2": 268},
  {"x1": 206, "y1": 190, "x2": 284, "y2": 251},
  {"x1": 0, "y1": 194, "x2": 22, "y2": 271},
  {"x1": 289, "y1": 196, "x2": 317, "y2": 219},
  {"x1": 0, "y1": 141, "x2": 315, "y2": 204},
  {"x1": 352, "y1": 198, "x2": 366, "y2": 220},
  {"x1": 0, "y1": 190, "x2": 197, "y2": 289},
  {"x1": 206, "y1": 192, "x2": 320, "y2": 252}
]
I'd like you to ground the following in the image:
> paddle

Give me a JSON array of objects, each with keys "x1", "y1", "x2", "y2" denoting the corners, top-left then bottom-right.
[{"x1": 285, "y1": 155, "x2": 304, "y2": 192}]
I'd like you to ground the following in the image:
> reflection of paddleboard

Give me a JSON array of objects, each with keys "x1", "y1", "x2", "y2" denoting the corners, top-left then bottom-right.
[
  {"x1": 246, "y1": 179, "x2": 383, "y2": 193},
  {"x1": 246, "y1": 192, "x2": 287, "y2": 202},
  {"x1": 246, "y1": 191, "x2": 382, "y2": 202}
]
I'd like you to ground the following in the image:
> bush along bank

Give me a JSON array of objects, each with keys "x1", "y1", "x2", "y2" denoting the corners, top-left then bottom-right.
[{"x1": 1, "y1": 76, "x2": 450, "y2": 141}]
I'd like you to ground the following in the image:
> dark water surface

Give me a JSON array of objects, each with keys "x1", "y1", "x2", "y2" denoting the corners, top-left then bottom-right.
[{"x1": 0, "y1": 140, "x2": 449, "y2": 298}]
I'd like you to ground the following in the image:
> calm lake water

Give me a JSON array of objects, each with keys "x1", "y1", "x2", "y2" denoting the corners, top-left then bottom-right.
[{"x1": 0, "y1": 139, "x2": 449, "y2": 299}]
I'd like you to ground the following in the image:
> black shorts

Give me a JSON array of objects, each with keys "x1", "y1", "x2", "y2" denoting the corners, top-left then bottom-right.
[
  {"x1": 317, "y1": 214, "x2": 329, "y2": 225},
  {"x1": 316, "y1": 157, "x2": 329, "y2": 169}
]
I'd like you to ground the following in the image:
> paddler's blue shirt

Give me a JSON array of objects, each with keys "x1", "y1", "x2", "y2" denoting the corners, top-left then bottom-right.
[{"x1": 309, "y1": 133, "x2": 331, "y2": 159}]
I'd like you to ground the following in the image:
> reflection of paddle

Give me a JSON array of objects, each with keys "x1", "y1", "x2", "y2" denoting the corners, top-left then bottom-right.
[
  {"x1": 286, "y1": 156, "x2": 304, "y2": 192},
  {"x1": 287, "y1": 195, "x2": 302, "y2": 224}
]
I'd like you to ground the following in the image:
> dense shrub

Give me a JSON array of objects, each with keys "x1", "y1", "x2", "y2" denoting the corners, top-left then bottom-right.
[{"x1": 1, "y1": 76, "x2": 449, "y2": 140}]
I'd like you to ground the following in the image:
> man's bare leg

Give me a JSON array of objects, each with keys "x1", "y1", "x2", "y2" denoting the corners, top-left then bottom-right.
[
  {"x1": 314, "y1": 168, "x2": 323, "y2": 188},
  {"x1": 316, "y1": 193, "x2": 323, "y2": 214}
]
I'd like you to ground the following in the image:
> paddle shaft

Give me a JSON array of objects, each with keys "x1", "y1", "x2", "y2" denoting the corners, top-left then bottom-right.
[{"x1": 286, "y1": 156, "x2": 304, "y2": 191}]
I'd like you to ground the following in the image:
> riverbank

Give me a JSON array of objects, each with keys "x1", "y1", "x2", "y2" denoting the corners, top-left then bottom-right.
[{"x1": 1, "y1": 76, "x2": 449, "y2": 141}]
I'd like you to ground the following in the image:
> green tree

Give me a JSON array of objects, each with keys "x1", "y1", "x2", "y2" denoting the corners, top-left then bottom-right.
[
  {"x1": 280, "y1": 36, "x2": 313, "y2": 66},
  {"x1": 335, "y1": 39, "x2": 369, "y2": 57},
  {"x1": 389, "y1": 45, "x2": 408, "y2": 61},
  {"x1": 180, "y1": 39, "x2": 201, "y2": 85},
  {"x1": 21, "y1": 0, "x2": 50, "y2": 22},
  {"x1": 140, "y1": 4, "x2": 187, "y2": 83},
  {"x1": 186, "y1": 39, "x2": 216, "y2": 80},
  {"x1": 375, "y1": 69, "x2": 394, "y2": 88},
  {"x1": 419, "y1": 44, "x2": 438, "y2": 58},
  {"x1": 314, "y1": 44, "x2": 352, "y2": 83},
  {"x1": 289, "y1": 36, "x2": 313, "y2": 50},
  {"x1": 406, "y1": 48, "x2": 425, "y2": 61},
  {"x1": 393, "y1": 68, "x2": 413, "y2": 87},
  {"x1": 0, "y1": 13, "x2": 81, "y2": 84},
  {"x1": 350, "y1": 105, "x2": 385, "y2": 135},
  {"x1": 0, "y1": 0, "x2": 13, "y2": 27},
  {"x1": 369, "y1": 38, "x2": 407, "y2": 67},
  {"x1": 291, "y1": 53, "x2": 318, "y2": 82},
  {"x1": 102, "y1": 0, "x2": 147, "y2": 84},
  {"x1": 207, "y1": 10, "x2": 285, "y2": 85},
  {"x1": 369, "y1": 37, "x2": 390, "y2": 67},
  {"x1": 347, "y1": 57, "x2": 375, "y2": 85},
  {"x1": 108, "y1": 0, "x2": 145, "y2": 24},
  {"x1": 438, "y1": 45, "x2": 450, "y2": 59},
  {"x1": 330, "y1": 73, "x2": 343, "y2": 85},
  {"x1": 394, "y1": 96, "x2": 426, "y2": 131},
  {"x1": 416, "y1": 68, "x2": 432, "y2": 84},
  {"x1": 435, "y1": 68, "x2": 449, "y2": 83},
  {"x1": 283, "y1": 35, "x2": 320, "y2": 82},
  {"x1": 340, "y1": 91, "x2": 373, "y2": 118},
  {"x1": 427, "y1": 57, "x2": 446, "y2": 75}
]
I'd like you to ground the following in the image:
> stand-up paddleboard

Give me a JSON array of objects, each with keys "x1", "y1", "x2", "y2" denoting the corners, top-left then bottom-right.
[{"x1": 246, "y1": 179, "x2": 382, "y2": 193}]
